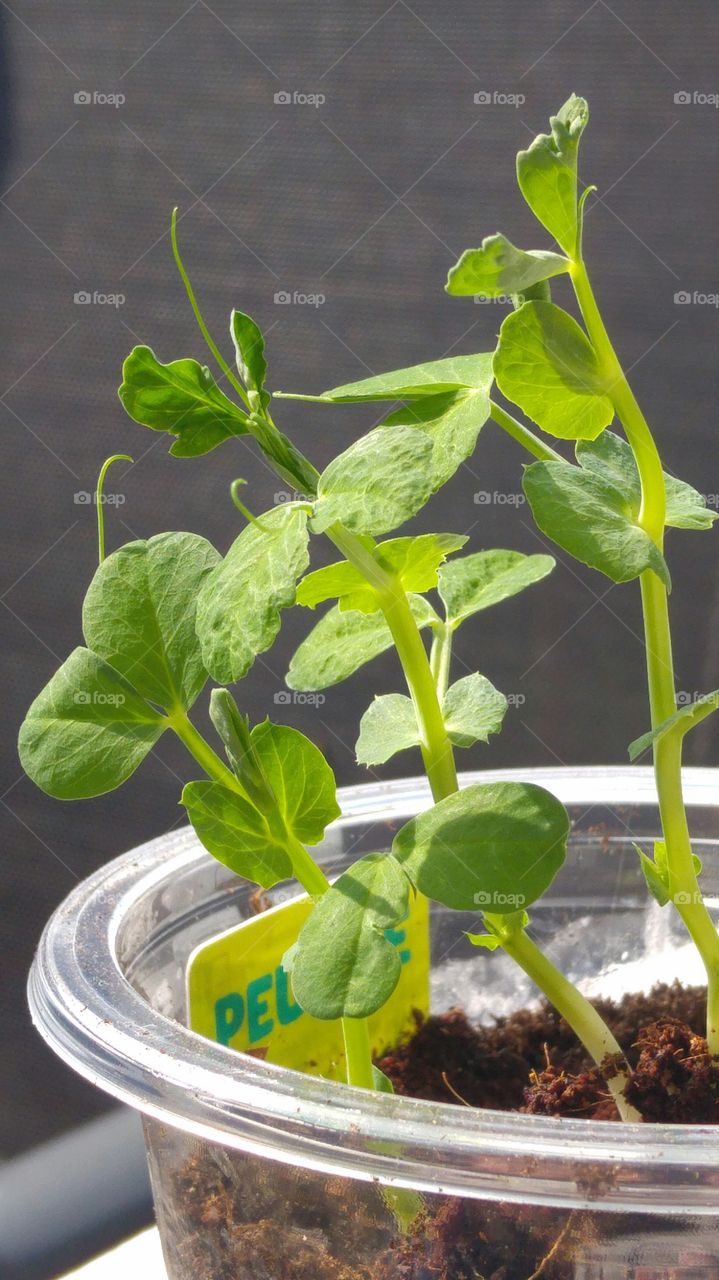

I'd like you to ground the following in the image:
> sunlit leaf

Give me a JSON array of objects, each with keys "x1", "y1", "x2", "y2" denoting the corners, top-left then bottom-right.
[{"x1": 291, "y1": 853, "x2": 409, "y2": 1019}]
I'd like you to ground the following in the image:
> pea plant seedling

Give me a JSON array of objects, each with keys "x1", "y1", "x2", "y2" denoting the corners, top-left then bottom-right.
[{"x1": 20, "y1": 96, "x2": 717, "y2": 1124}]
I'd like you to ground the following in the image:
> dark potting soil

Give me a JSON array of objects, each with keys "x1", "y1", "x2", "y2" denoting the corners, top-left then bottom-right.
[{"x1": 167, "y1": 983, "x2": 719, "y2": 1280}]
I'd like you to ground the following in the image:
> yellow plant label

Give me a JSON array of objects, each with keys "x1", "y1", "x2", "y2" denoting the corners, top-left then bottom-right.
[{"x1": 187, "y1": 889, "x2": 430, "y2": 1078}]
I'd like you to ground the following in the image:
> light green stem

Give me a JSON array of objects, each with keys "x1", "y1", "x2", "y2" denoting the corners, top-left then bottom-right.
[
  {"x1": 489, "y1": 401, "x2": 565, "y2": 463},
  {"x1": 571, "y1": 260, "x2": 719, "y2": 1053},
  {"x1": 493, "y1": 921, "x2": 640, "y2": 1121},
  {"x1": 429, "y1": 623, "x2": 452, "y2": 701},
  {"x1": 96, "y1": 453, "x2": 133, "y2": 563},
  {"x1": 328, "y1": 523, "x2": 458, "y2": 802},
  {"x1": 342, "y1": 1018, "x2": 376, "y2": 1089},
  {"x1": 170, "y1": 711, "x2": 372, "y2": 1079}
]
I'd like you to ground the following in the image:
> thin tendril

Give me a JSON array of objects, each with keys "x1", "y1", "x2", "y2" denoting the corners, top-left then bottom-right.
[
  {"x1": 576, "y1": 184, "x2": 597, "y2": 260},
  {"x1": 96, "y1": 454, "x2": 133, "y2": 563},
  {"x1": 230, "y1": 478, "x2": 268, "y2": 530},
  {"x1": 170, "y1": 208, "x2": 250, "y2": 408}
]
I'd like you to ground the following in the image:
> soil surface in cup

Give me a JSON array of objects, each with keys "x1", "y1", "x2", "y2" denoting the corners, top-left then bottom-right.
[{"x1": 167, "y1": 982, "x2": 719, "y2": 1280}]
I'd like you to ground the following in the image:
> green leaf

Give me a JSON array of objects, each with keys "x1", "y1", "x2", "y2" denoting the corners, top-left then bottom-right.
[
  {"x1": 380, "y1": 389, "x2": 491, "y2": 491},
  {"x1": 317, "y1": 353, "x2": 495, "y2": 402},
  {"x1": 628, "y1": 690, "x2": 719, "y2": 761},
  {"x1": 287, "y1": 595, "x2": 438, "y2": 691},
  {"x1": 18, "y1": 647, "x2": 166, "y2": 799},
  {"x1": 291, "y1": 853, "x2": 409, "y2": 1019},
  {"x1": 312, "y1": 426, "x2": 434, "y2": 536},
  {"x1": 438, "y1": 549, "x2": 555, "y2": 628},
  {"x1": 249, "y1": 720, "x2": 340, "y2": 844},
  {"x1": 633, "y1": 842, "x2": 670, "y2": 907},
  {"x1": 494, "y1": 301, "x2": 614, "y2": 442},
  {"x1": 523, "y1": 461, "x2": 671, "y2": 589},
  {"x1": 577, "y1": 432, "x2": 718, "y2": 532},
  {"x1": 118, "y1": 346, "x2": 248, "y2": 458},
  {"x1": 466, "y1": 931, "x2": 502, "y2": 951},
  {"x1": 196, "y1": 504, "x2": 310, "y2": 683},
  {"x1": 372, "y1": 1065, "x2": 395, "y2": 1093},
  {"x1": 442, "y1": 674, "x2": 507, "y2": 748},
  {"x1": 446, "y1": 234, "x2": 570, "y2": 298},
  {"x1": 181, "y1": 780, "x2": 293, "y2": 888},
  {"x1": 83, "y1": 533, "x2": 220, "y2": 711},
  {"x1": 230, "y1": 310, "x2": 268, "y2": 398},
  {"x1": 516, "y1": 94, "x2": 589, "y2": 256},
  {"x1": 392, "y1": 781, "x2": 569, "y2": 913},
  {"x1": 297, "y1": 533, "x2": 466, "y2": 614},
  {"x1": 356, "y1": 694, "x2": 419, "y2": 766}
]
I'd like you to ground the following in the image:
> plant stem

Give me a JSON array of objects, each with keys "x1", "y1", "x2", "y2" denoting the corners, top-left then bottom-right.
[
  {"x1": 429, "y1": 622, "x2": 452, "y2": 700},
  {"x1": 170, "y1": 710, "x2": 247, "y2": 794},
  {"x1": 493, "y1": 921, "x2": 641, "y2": 1122},
  {"x1": 170, "y1": 710, "x2": 372, "y2": 1082},
  {"x1": 342, "y1": 1017, "x2": 376, "y2": 1089},
  {"x1": 95, "y1": 454, "x2": 133, "y2": 563},
  {"x1": 328, "y1": 523, "x2": 458, "y2": 802},
  {"x1": 489, "y1": 402, "x2": 566, "y2": 464},
  {"x1": 571, "y1": 259, "x2": 719, "y2": 1053}
]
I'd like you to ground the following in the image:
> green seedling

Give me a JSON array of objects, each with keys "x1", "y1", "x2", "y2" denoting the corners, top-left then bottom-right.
[{"x1": 24, "y1": 96, "x2": 713, "y2": 1126}]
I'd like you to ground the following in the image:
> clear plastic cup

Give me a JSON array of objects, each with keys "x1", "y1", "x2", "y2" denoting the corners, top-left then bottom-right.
[{"x1": 28, "y1": 768, "x2": 719, "y2": 1278}]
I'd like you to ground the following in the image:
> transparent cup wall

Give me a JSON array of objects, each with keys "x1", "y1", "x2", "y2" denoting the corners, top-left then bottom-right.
[{"x1": 29, "y1": 769, "x2": 719, "y2": 1278}]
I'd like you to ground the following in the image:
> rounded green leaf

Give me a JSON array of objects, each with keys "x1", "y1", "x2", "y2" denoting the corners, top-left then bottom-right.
[
  {"x1": 442, "y1": 674, "x2": 507, "y2": 748},
  {"x1": 287, "y1": 595, "x2": 438, "y2": 691},
  {"x1": 119, "y1": 346, "x2": 248, "y2": 457},
  {"x1": 438, "y1": 549, "x2": 555, "y2": 628},
  {"x1": 312, "y1": 425, "x2": 434, "y2": 537},
  {"x1": 523, "y1": 461, "x2": 671, "y2": 588},
  {"x1": 181, "y1": 780, "x2": 293, "y2": 888},
  {"x1": 317, "y1": 353, "x2": 495, "y2": 402},
  {"x1": 392, "y1": 781, "x2": 569, "y2": 913},
  {"x1": 380, "y1": 388, "x2": 491, "y2": 491},
  {"x1": 250, "y1": 721, "x2": 340, "y2": 844},
  {"x1": 83, "y1": 532, "x2": 220, "y2": 711},
  {"x1": 516, "y1": 95, "x2": 589, "y2": 257},
  {"x1": 356, "y1": 694, "x2": 420, "y2": 767},
  {"x1": 494, "y1": 301, "x2": 614, "y2": 442},
  {"x1": 446, "y1": 234, "x2": 570, "y2": 298},
  {"x1": 291, "y1": 853, "x2": 409, "y2": 1020},
  {"x1": 196, "y1": 504, "x2": 310, "y2": 684},
  {"x1": 18, "y1": 647, "x2": 166, "y2": 799}
]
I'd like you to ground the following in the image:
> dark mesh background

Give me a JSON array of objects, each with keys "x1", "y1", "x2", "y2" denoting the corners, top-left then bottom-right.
[{"x1": 2, "y1": 1, "x2": 718, "y2": 1154}]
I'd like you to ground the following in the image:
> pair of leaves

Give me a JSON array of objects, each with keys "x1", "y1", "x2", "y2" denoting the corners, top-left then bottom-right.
[
  {"x1": 19, "y1": 533, "x2": 219, "y2": 798},
  {"x1": 297, "y1": 533, "x2": 467, "y2": 614},
  {"x1": 182, "y1": 719, "x2": 340, "y2": 889},
  {"x1": 633, "y1": 840, "x2": 703, "y2": 909},
  {"x1": 197, "y1": 504, "x2": 311, "y2": 684},
  {"x1": 301, "y1": 353, "x2": 495, "y2": 499},
  {"x1": 523, "y1": 439, "x2": 672, "y2": 588},
  {"x1": 576, "y1": 432, "x2": 717, "y2": 533},
  {"x1": 356, "y1": 673, "x2": 508, "y2": 766}
]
